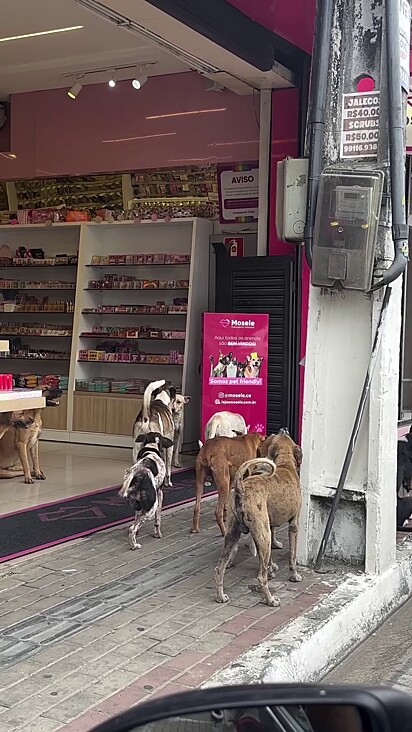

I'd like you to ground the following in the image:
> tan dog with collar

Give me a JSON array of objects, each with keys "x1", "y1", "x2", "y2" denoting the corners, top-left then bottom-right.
[{"x1": 214, "y1": 428, "x2": 302, "y2": 607}]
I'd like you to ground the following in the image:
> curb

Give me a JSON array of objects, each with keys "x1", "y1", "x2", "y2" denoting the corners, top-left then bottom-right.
[{"x1": 204, "y1": 537, "x2": 412, "y2": 686}]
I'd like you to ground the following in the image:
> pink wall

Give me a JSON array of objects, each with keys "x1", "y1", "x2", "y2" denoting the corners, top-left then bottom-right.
[
  {"x1": 0, "y1": 72, "x2": 260, "y2": 180},
  {"x1": 269, "y1": 87, "x2": 309, "y2": 441},
  {"x1": 226, "y1": 0, "x2": 315, "y2": 55}
]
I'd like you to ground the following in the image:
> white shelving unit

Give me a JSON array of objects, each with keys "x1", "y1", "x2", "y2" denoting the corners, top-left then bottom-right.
[{"x1": 0, "y1": 219, "x2": 212, "y2": 449}]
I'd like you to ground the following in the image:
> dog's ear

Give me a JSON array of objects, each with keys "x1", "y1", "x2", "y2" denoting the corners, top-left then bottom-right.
[
  {"x1": 293, "y1": 445, "x2": 303, "y2": 468},
  {"x1": 183, "y1": 396, "x2": 191, "y2": 404},
  {"x1": 160, "y1": 436, "x2": 174, "y2": 449},
  {"x1": 135, "y1": 434, "x2": 148, "y2": 444},
  {"x1": 169, "y1": 387, "x2": 177, "y2": 400},
  {"x1": 267, "y1": 444, "x2": 278, "y2": 462}
]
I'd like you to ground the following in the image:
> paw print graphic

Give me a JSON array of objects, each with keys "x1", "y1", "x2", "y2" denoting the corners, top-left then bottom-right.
[{"x1": 254, "y1": 423, "x2": 265, "y2": 433}]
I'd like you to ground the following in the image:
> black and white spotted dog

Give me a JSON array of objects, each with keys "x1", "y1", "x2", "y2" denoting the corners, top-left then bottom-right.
[{"x1": 119, "y1": 432, "x2": 173, "y2": 550}]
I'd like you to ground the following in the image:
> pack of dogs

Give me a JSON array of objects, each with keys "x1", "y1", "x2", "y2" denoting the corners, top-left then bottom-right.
[
  {"x1": 121, "y1": 379, "x2": 303, "y2": 607},
  {"x1": 2, "y1": 375, "x2": 410, "y2": 608}
]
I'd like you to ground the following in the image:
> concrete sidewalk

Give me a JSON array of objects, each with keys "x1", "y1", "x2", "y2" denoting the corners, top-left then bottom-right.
[{"x1": 0, "y1": 500, "x2": 341, "y2": 731}]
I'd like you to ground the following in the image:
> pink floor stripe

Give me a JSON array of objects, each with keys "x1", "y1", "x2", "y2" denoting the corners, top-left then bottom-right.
[{"x1": 0, "y1": 488, "x2": 217, "y2": 565}]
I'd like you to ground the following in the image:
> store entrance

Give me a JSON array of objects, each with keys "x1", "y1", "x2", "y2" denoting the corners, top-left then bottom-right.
[{"x1": 214, "y1": 247, "x2": 300, "y2": 439}]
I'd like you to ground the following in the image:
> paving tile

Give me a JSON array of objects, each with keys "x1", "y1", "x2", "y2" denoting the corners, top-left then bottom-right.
[{"x1": 44, "y1": 690, "x2": 103, "y2": 724}]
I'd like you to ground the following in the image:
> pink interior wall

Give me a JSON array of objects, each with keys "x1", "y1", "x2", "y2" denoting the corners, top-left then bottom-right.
[
  {"x1": 269, "y1": 87, "x2": 309, "y2": 441},
  {"x1": 226, "y1": 0, "x2": 315, "y2": 55},
  {"x1": 0, "y1": 72, "x2": 260, "y2": 180}
]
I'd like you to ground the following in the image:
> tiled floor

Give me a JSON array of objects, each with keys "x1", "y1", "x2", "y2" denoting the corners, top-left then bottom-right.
[
  {"x1": 0, "y1": 443, "x2": 132, "y2": 515},
  {"x1": 0, "y1": 442, "x2": 194, "y2": 515},
  {"x1": 0, "y1": 502, "x2": 341, "y2": 731}
]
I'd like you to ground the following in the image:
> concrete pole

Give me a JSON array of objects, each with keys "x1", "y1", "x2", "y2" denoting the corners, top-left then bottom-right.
[{"x1": 297, "y1": 0, "x2": 409, "y2": 572}]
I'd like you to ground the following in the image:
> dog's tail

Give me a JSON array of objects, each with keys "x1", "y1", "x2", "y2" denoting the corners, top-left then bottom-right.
[
  {"x1": 142, "y1": 380, "x2": 166, "y2": 423},
  {"x1": 235, "y1": 458, "x2": 276, "y2": 486}
]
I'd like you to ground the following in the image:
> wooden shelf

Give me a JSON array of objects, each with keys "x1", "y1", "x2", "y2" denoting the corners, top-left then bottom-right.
[
  {"x1": 0, "y1": 264, "x2": 77, "y2": 269},
  {"x1": 8, "y1": 356, "x2": 70, "y2": 361},
  {"x1": 86, "y1": 263, "x2": 189, "y2": 268},
  {"x1": 84, "y1": 287, "x2": 188, "y2": 292},
  {"x1": 79, "y1": 334, "x2": 184, "y2": 341},
  {"x1": 74, "y1": 391, "x2": 142, "y2": 399},
  {"x1": 78, "y1": 359, "x2": 182, "y2": 366},
  {"x1": 81, "y1": 310, "x2": 187, "y2": 316}
]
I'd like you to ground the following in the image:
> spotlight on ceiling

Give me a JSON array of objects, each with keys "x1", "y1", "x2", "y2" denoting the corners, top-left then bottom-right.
[
  {"x1": 68, "y1": 80, "x2": 82, "y2": 100},
  {"x1": 131, "y1": 74, "x2": 147, "y2": 91},
  {"x1": 108, "y1": 74, "x2": 116, "y2": 88}
]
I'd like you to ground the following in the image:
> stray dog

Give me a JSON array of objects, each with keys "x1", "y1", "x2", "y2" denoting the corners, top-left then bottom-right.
[
  {"x1": 0, "y1": 387, "x2": 61, "y2": 484},
  {"x1": 214, "y1": 428, "x2": 303, "y2": 607},
  {"x1": 120, "y1": 432, "x2": 173, "y2": 549},
  {"x1": 203, "y1": 411, "x2": 248, "y2": 442},
  {"x1": 244, "y1": 352, "x2": 263, "y2": 378},
  {"x1": 191, "y1": 432, "x2": 265, "y2": 536},
  {"x1": 133, "y1": 379, "x2": 175, "y2": 486},
  {"x1": 119, "y1": 432, "x2": 173, "y2": 549},
  {"x1": 169, "y1": 388, "x2": 191, "y2": 469},
  {"x1": 397, "y1": 426, "x2": 412, "y2": 495}
]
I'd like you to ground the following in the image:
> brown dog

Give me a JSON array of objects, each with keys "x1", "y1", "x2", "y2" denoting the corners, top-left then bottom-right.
[
  {"x1": 214, "y1": 428, "x2": 303, "y2": 607},
  {"x1": 0, "y1": 387, "x2": 61, "y2": 484},
  {"x1": 191, "y1": 432, "x2": 265, "y2": 535}
]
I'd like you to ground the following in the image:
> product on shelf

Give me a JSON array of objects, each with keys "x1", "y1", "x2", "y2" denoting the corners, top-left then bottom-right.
[
  {"x1": 87, "y1": 274, "x2": 189, "y2": 290},
  {"x1": 13, "y1": 373, "x2": 69, "y2": 391},
  {"x1": 78, "y1": 346, "x2": 184, "y2": 364},
  {"x1": 89, "y1": 253, "x2": 190, "y2": 266},
  {"x1": 0, "y1": 295, "x2": 75, "y2": 313},
  {"x1": 9, "y1": 338, "x2": 70, "y2": 360},
  {"x1": 0, "y1": 322, "x2": 72, "y2": 336},
  {"x1": 0, "y1": 278, "x2": 75, "y2": 290},
  {"x1": 81, "y1": 301, "x2": 187, "y2": 315},
  {"x1": 75, "y1": 377, "x2": 150, "y2": 394}
]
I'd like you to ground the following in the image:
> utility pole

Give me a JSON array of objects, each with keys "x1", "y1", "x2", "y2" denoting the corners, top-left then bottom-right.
[{"x1": 297, "y1": 0, "x2": 411, "y2": 573}]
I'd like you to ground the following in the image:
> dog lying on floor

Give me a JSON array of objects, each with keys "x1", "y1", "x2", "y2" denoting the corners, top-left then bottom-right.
[
  {"x1": 0, "y1": 387, "x2": 61, "y2": 484},
  {"x1": 214, "y1": 428, "x2": 303, "y2": 607},
  {"x1": 191, "y1": 432, "x2": 265, "y2": 536},
  {"x1": 120, "y1": 431, "x2": 173, "y2": 550},
  {"x1": 133, "y1": 379, "x2": 175, "y2": 486}
]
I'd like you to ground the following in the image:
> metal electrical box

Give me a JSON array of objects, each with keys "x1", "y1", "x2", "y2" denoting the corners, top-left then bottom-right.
[
  {"x1": 311, "y1": 167, "x2": 384, "y2": 291},
  {"x1": 276, "y1": 158, "x2": 308, "y2": 243}
]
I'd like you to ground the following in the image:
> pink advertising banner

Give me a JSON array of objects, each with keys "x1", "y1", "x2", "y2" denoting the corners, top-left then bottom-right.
[{"x1": 201, "y1": 313, "x2": 269, "y2": 438}]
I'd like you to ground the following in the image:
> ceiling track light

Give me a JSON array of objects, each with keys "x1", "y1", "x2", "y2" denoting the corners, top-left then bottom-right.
[
  {"x1": 68, "y1": 79, "x2": 83, "y2": 100},
  {"x1": 108, "y1": 72, "x2": 116, "y2": 88},
  {"x1": 131, "y1": 68, "x2": 148, "y2": 91}
]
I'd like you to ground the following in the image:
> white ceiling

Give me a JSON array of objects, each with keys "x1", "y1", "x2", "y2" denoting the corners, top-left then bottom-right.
[{"x1": 0, "y1": 0, "x2": 188, "y2": 99}]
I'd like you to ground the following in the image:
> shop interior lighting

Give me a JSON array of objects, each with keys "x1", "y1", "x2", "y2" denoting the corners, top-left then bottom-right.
[
  {"x1": 131, "y1": 74, "x2": 148, "y2": 90},
  {"x1": 108, "y1": 73, "x2": 116, "y2": 88},
  {"x1": 67, "y1": 79, "x2": 83, "y2": 100},
  {"x1": 0, "y1": 26, "x2": 83, "y2": 43}
]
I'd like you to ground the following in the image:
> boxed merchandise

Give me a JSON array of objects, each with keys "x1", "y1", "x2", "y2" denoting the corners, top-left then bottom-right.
[
  {"x1": 142, "y1": 280, "x2": 159, "y2": 289},
  {"x1": 159, "y1": 280, "x2": 175, "y2": 289},
  {"x1": 165, "y1": 254, "x2": 190, "y2": 264}
]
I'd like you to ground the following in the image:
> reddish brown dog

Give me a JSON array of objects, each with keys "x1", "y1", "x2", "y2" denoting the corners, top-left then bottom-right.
[{"x1": 191, "y1": 432, "x2": 265, "y2": 535}]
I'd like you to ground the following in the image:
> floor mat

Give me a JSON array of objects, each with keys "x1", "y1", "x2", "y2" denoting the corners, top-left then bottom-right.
[{"x1": 0, "y1": 469, "x2": 215, "y2": 563}]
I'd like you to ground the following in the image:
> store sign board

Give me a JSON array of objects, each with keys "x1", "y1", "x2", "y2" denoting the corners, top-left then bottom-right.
[
  {"x1": 340, "y1": 91, "x2": 380, "y2": 159},
  {"x1": 399, "y1": 0, "x2": 411, "y2": 93},
  {"x1": 201, "y1": 312, "x2": 269, "y2": 439},
  {"x1": 217, "y1": 162, "x2": 259, "y2": 223}
]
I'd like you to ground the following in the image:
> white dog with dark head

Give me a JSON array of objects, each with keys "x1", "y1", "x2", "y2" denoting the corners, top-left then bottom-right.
[{"x1": 120, "y1": 431, "x2": 173, "y2": 550}]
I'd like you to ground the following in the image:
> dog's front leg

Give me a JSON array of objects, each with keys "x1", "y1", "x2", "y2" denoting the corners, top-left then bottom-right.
[
  {"x1": 164, "y1": 446, "x2": 173, "y2": 487},
  {"x1": 129, "y1": 513, "x2": 142, "y2": 550},
  {"x1": 153, "y1": 488, "x2": 163, "y2": 539},
  {"x1": 288, "y1": 516, "x2": 302, "y2": 583},
  {"x1": 172, "y1": 428, "x2": 182, "y2": 468},
  {"x1": 214, "y1": 519, "x2": 242, "y2": 603},
  {"x1": 30, "y1": 442, "x2": 45, "y2": 480},
  {"x1": 16, "y1": 441, "x2": 34, "y2": 484}
]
